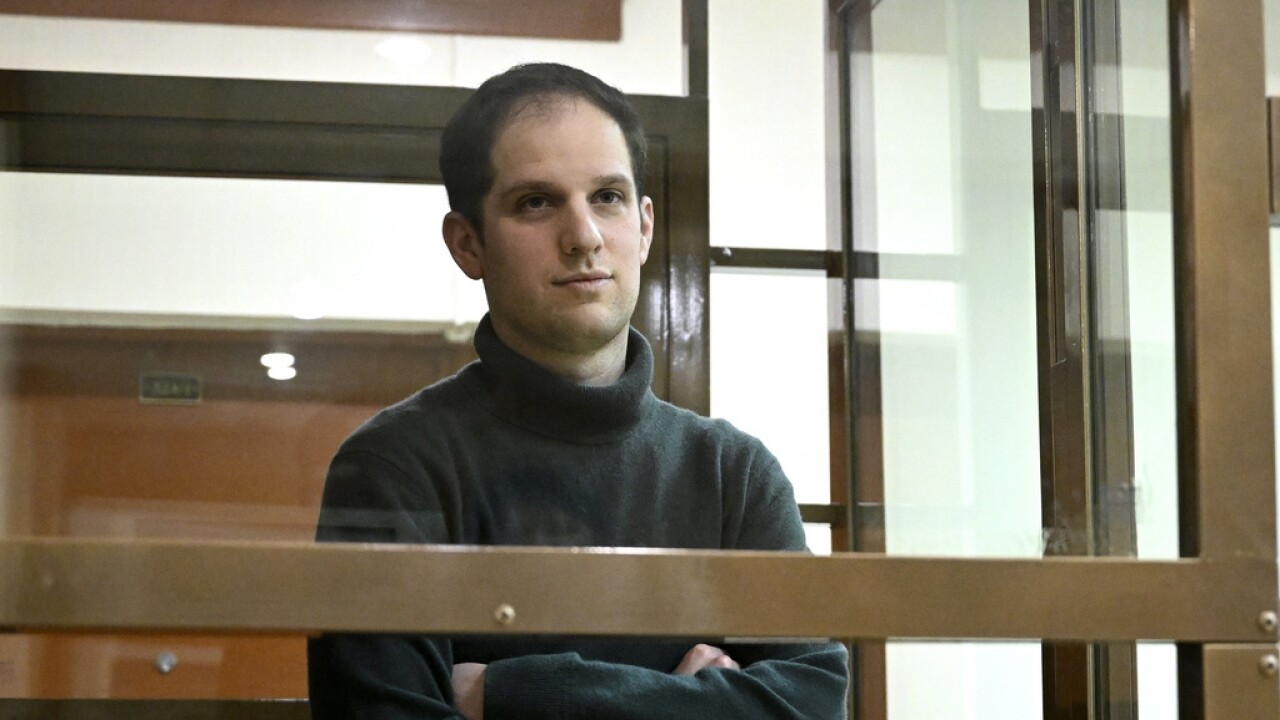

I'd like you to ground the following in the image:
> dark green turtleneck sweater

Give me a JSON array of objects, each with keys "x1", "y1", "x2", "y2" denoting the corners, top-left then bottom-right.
[{"x1": 307, "y1": 317, "x2": 848, "y2": 719}]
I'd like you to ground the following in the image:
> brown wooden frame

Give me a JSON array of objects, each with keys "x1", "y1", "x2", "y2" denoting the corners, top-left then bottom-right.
[{"x1": 0, "y1": 0, "x2": 622, "y2": 40}]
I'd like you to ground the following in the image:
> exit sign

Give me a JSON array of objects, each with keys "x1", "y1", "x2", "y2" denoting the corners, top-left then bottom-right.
[{"x1": 139, "y1": 372, "x2": 202, "y2": 404}]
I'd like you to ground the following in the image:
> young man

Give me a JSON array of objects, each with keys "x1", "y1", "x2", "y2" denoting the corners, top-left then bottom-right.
[{"x1": 308, "y1": 63, "x2": 848, "y2": 720}]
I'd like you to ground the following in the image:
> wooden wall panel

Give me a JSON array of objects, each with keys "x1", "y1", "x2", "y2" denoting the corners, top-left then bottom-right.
[
  {"x1": 1, "y1": 634, "x2": 306, "y2": 699},
  {"x1": 5, "y1": 396, "x2": 378, "y2": 536},
  {"x1": 0, "y1": 322, "x2": 470, "y2": 698}
]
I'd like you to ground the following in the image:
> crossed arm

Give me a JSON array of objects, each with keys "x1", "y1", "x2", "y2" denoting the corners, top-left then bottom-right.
[
  {"x1": 308, "y1": 632, "x2": 848, "y2": 720},
  {"x1": 312, "y1": 441, "x2": 849, "y2": 718},
  {"x1": 451, "y1": 643, "x2": 742, "y2": 720}
]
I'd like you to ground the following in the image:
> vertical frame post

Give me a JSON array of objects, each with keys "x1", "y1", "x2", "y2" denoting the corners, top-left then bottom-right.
[
  {"x1": 1202, "y1": 645, "x2": 1280, "y2": 720},
  {"x1": 836, "y1": 1, "x2": 889, "y2": 718},
  {"x1": 1170, "y1": 0, "x2": 1274, "y2": 567},
  {"x1": 1170, "y1": 0, "x2": 1277, "y2": 715}
]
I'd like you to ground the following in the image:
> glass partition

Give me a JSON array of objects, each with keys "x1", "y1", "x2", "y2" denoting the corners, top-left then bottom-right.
[
  {"x1": 0, "y1": 174, "x2": 479, "y2": 325},
  {"x1": 1099, "y1": 0, "x2": 1178, "y2": 563},
  {"x1": 710, "y1": 269, "x2": 831, "y2": 554},
  {"x1": 0, "y1": 1, "x2": 705, "y2": 702},
  {"x1": 0, "y1": 0, "x2": 1275, "y2": 716},
  {"x1": 852, "y1": 0, "x2": 1040, "y2": 558},
  {"x1": 0, "y1": 1, "x2": 686, "y2": 94},
  {"x1": 846, "y1": 0, "x2": 1044, "y2": 715}
]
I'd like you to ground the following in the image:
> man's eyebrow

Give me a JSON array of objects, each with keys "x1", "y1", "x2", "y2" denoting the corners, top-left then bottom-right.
[
  {"x1": 496, "y1": 175, "x2": 635, "y2": 198},
  {"x1": 494, "y1": 180, "x2": 556, "y2": 198},
  {"x1": 594, "y1": 174, "x2": 634, "y2": 189}
]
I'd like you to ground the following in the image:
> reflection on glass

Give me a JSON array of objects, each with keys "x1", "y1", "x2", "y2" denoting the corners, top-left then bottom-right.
[
  {"x1": 0, "y1": 632, "x2": 307, "y2": 698},
  {"x1": 1115, "y1": 0, "x2": 1177, "y2": 563},
  {"x1": 858, "y1": 0, "x2": 1040, "y2": 559},
  {"x1": 852, "y1": 0, "x2": 1042, "y2": 718},
  {"x1": 0, "y1": 2, "x2": 685, "y2": 95},
  {"x1": 0, "y1": 173, "x2": 482, "y2": 550},
  {"x1": 0, "y1": 173, "x2": 479, "y2": 325}
]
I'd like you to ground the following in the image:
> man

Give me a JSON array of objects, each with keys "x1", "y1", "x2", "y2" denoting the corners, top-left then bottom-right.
[{"x1": 308, "y1": 62, "x2": 848, "y2": 719}]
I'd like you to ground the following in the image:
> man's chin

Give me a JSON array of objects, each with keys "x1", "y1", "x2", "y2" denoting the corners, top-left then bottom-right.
[{"x1": 544, "y1": 311, "x2": 632, "y2": 353}]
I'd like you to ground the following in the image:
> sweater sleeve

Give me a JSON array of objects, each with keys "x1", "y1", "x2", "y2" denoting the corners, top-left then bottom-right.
[
  {"x1": 483, "y1": 440, "x2": 850, "y2": 720},
  {"x1": 485, "y1": 644, "x2": 848, "y2": 720},
  {"x1": 307, "y1": 448, "x2": 463, "y2": 720}
]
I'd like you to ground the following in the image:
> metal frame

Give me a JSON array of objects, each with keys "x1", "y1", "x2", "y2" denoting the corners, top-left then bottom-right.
[
  {"x1": 0, "y1": 0, "x2": 1276, "y2": 716},
  {"x1": 0, "y1": 540, "x2": 1269, "y2": 642},
  {"x1": 1029, "y1": 0, "x2": 1143, "y2": 714},
  {"x1": 1170, "y1": 1, "x2": 1278, "y2": 712},
  {"x1": 1203, "y1": 645, "x2": 1280, "y2": 719},
  {"x1": 838, "y1": 2, "x2": 889, "y2": 718}
]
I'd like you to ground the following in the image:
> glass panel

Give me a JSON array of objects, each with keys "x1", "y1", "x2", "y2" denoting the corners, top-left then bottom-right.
[
  {"x1": 0, "y1": 632, "x2": 306, "y2": 698},
  {"x1": 1101, "y1": 0, "x2": 1177, "y2": 562},
  {"x1": 709, "y1": 270, "x2": 831, "y2": 555},
  {"x1": 0, "y1": 173, "x2": 483, "y2": 325},
  {"x1": 849, "y1": 1, "x2": 1042, "y2": 718},
  {"x1": 708, "y1": 0, "x2": 828, "y2": 250},
  {"x1": 855, "y1": 0, "x2": 1040, "y2": 559},
  {"x1": 887, "y1": 642, "x2": 1042, "y2": 720},
  {"x1": 1136, "y1": 643, "x2": 1179, "y2": 720},
  {"x1": 0, "y1": 1, "x2": 685, "y2": 95},
  {"x1": 0, "y1": 173, "x2": 486, "y2": 546}
]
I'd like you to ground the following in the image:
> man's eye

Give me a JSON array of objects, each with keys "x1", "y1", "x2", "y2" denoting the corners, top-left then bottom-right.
[
  {"x1": 596, "y1": 190, "x2": 623, "y2": 204},
  {"x1": 520, "y1": 196, "x2": 550, "y2": 211}
]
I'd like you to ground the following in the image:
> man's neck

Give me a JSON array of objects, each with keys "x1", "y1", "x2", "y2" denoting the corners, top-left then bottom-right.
[{"x1": 489, "y1": 323, "x2": 629, "y2": 387}]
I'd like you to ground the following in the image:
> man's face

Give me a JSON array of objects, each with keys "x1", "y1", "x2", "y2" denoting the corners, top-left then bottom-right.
[{"x1": 447, "y1": 98, "x2": 653, "y2": 365}]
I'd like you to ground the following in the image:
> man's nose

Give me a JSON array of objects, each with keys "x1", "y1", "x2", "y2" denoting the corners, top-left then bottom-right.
[{"x1": 559, "y1": 200, "x2": 604, "y2": 255}]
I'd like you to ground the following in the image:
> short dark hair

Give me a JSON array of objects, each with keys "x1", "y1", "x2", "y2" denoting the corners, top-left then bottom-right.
[{"x1": 439, "y1": 63, "x2": 648, "y2": 230}]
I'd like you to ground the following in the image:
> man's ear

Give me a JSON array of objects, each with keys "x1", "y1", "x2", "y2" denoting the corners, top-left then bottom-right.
[
  {"x1": 442, "y1": 211, "x2": 485, "y2": 280},
  {"x1": 638, "y1": 195, "x2": 655, "y2": 265}
]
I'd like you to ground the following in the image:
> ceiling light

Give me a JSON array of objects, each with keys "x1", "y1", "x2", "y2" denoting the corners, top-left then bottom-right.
[
  {"x1": 260, "y1": 352, "x2": 295, "y2": 369},
  {"x1": 267, "y1": 366, "x2": 298, "y2": 381}
]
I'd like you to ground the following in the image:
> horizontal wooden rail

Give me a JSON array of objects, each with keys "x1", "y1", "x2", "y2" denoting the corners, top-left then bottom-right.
[
  {"x1": 0, "y1": 538, "x2": 1273, "y2": 643},
  {"x1": 0, "y1": 699, "x2": 310, "y2": 719}
]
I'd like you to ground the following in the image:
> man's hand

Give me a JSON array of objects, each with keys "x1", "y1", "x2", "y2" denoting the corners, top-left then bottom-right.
[
  {"x1": 672, "y1": 644, "x2": 741, "y2": 675},
  {"x1": 452, "y1": 662, "x2": 486, "y2": 720}
]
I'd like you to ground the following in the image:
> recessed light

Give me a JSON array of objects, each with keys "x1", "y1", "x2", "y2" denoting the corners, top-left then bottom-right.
[
  {"x1": 260, "y1": 352, "x2": 295, "y2": 369},
  {"x1": 267, "y1": 366, "x2": 298, "y2": 381}
]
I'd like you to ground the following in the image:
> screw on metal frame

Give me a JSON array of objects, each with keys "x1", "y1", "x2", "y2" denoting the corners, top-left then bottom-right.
[
  {"x1": 1259, "y1": 654, "x2": 1279, "y2": 677},
  {"x1": 494, "y1": 604, "x2": 516, "y2": 626},
  {"x1": 155, "y1": 651, "x2": 178, "y2": 675},
  {"x1": 1259, "y1": 611, "x2": 1278, "y2": 633}
]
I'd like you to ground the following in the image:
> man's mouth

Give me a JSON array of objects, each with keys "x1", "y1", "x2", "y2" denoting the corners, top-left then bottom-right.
[{"x1": 554, "y1": 272, "x2": 611, "y2": 286}]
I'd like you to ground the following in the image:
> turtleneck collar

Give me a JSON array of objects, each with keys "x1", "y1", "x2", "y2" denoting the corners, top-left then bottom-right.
[{"x1": 460, "y1": 314, "x2": 655, "y2": 444}]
